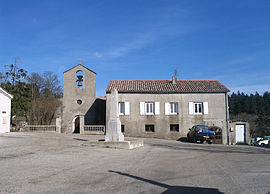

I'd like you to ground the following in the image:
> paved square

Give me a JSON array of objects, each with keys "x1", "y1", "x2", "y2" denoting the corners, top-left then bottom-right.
[{"x1": 0, "y1": 132, "x2": 269, "y2": 193}]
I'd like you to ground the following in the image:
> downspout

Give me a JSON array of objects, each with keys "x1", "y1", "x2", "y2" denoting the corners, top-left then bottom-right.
[{"x1": 225, "y1": 92, "x2": 230, "y2": 145}]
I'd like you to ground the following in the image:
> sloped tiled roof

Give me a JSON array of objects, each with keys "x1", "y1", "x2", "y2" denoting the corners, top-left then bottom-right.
[{"x1": 106, "y1": 80, "x2": 229, "y2": 94}]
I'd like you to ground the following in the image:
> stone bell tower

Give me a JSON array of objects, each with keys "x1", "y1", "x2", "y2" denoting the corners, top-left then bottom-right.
[{"x1": 62, "y1": 64, "x2": 96, "y2": 133}]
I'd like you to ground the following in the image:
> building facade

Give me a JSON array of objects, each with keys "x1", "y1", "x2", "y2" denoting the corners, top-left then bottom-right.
[
  {"x1": 62, "y1": 64, "x2": 100, "y2": 134},
  {"x1": 0, "y1": 87, "x2": 13, "y2": 133},
  {"x1": 106, "y1": 78, "x2": 230, "y2": 144}
]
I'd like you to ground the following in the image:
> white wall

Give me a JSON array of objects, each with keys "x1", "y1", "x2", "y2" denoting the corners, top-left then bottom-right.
[{"x1": 0, "y1": 92, "x2": 12, "y2": 133}]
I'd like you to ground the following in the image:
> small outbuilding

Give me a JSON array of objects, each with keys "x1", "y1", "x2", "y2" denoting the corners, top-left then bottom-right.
[
  {"x1": 229, "y1": 121, "x2": 251, "y2": 145},
  {"x1": 0, "y1": 87, "x2": 13, "y2": 133}
]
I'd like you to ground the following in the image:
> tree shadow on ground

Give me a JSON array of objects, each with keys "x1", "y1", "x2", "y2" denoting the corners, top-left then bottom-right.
[{"x1": 108, "y1": 170, "x2": 224, "y2": 194}]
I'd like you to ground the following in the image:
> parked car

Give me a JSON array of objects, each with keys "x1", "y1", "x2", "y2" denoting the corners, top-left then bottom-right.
[
  {"x1": 251, "y1": 137, "x2": 263, "y2": 145},
  {"x1": 256, "y1": 137, "x2": 270, "y2": 146},
  {"x1": 187, "y1": 125, "x2": 215, "y2": 144}
]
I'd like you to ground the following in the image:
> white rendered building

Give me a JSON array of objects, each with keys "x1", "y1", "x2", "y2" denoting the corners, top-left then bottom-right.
[{"x1": 0, "y1": 87, "x2": 13, "y2": 133}]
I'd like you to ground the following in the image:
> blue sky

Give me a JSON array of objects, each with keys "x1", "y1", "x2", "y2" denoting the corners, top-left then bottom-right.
[{"x1": 1, "y1": 0, "x2": 270, "y2": 96}]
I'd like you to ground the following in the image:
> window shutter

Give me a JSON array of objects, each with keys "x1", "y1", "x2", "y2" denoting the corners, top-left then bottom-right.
[
  {"x1": 140, "y1": 102, "x2": 145, "y2": 115},
  {"x1": 189, "y1": 102, "x2": 194, "y2": 115},
  {"x1": 203, "y1": 102, "x2": 208, "y2": 114},
  {"x1": 155, "y1": 102, "x2": 160, "y2": 115},
  {"x1": 165, "y1": 102, "x2": 170, "y2": 115},
  {"x1": 125, "y1": 102, "x2": 130, "y2": 115}
]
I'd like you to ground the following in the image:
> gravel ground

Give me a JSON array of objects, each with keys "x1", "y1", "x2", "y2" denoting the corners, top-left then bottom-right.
[{"x1": 0, "y1": 132, "x2": 269, "y2": 194}]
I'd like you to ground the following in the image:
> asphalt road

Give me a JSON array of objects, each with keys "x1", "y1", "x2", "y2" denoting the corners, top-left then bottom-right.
[{"x1": 0, "y1": 132, "x2": 269, "y2": 194}]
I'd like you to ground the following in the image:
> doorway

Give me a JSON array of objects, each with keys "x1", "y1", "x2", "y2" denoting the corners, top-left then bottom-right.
[
  {"x1": 74, "y1": 117, "x2": 80, "y2": 133},
  {"x1": 211, "y1": 126, "x2": 222, "y2": 144},
  {"x1": 235, "y1": 125, "x2": 245, "y2": 144}
]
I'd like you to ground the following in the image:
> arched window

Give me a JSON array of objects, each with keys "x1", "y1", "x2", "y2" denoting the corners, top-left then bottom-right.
[{"x1": 76, "y1": 70, "x2": 84, "y2": 88}]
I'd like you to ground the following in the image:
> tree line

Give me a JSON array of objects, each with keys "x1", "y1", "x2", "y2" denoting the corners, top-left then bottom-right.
[
  {"x1": 229, "y1": 92, "x2": 270, "y2": 137},
  {"x1": 0, "y1": 63, "x2": 62, "y2": 127}
]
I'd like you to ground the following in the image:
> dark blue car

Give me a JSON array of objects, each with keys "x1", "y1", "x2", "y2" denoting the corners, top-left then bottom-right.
[{"x1": 187, "y1": 125, "x2": 215, "y2": 143}]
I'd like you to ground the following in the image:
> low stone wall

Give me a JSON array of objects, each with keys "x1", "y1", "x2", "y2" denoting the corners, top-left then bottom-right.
[
  {"x1": 21, "y1": 125, "x2": 56, "y2": 132},
  {"x1": 84, "y1": 125, "x2": 105, "y2": 135}
]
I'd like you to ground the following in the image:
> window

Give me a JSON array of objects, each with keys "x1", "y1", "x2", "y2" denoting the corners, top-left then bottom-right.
[
  {"x1": 145, "y1": 102, "x2": 154, "y2": 115},
  {"x1": 140, "y1": 102, "x2": 159, "y2": 115},
  {"x1": 170, "y1": 124, "x2": 179, "y2": 132},
  {"x1": 165, "y1": 102, "x2": 178, "y2": 115},
  {"x1": 145, "y1": 125, "x2": 155, "y2": 132},
  {"x1": 77, "y1": 99, "x2": 82, "y2": 105},
  {"x1": 170, "y1": 102, "x2": 178, "y2": 114},
  {"x1": 189, "y1": 102, "x2": 208, "y2": 115},
  {"x1": 194, "y1": 103, "x2": 202, "y2": 114},
  {"x1": 119, "y1": 102, "x2": 125, "y2": 115},
  {"x1": 121, "y1": 125, "x2": 125, "y2": 133},
  {"x1": 118, "y1": 102, "x2": 130, "y2": 115}
]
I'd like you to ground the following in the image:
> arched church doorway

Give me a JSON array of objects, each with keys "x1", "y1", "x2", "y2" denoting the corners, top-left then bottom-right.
[{"x1": 74, "y1": 117, "x2": 80, "y2": 133}]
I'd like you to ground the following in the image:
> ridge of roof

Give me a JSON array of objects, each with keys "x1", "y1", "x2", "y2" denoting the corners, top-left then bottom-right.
[
  {"x1": 63, "y1": 64, "x2": 96, "y2": 74},
  {"x1": 108, "y1": 79, "x2": 220, "y2": 82}
]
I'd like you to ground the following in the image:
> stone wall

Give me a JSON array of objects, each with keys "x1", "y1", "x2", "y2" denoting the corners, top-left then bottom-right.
[
  {"x1": 106, "y1": 92, "x2": 229, "y2": 144},
  {"x1": 62, "y1": 64, "x2": 96, "y2": 133}
]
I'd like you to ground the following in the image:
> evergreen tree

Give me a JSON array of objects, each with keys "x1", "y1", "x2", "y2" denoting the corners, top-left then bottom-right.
[{"x1": 229, "y1": 91, "x2": 270, "y2": 136}]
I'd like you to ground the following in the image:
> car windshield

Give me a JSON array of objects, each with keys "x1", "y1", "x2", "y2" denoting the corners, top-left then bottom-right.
[{"x1": 196, "y1": 125, "x2": 210, "y2": 131}]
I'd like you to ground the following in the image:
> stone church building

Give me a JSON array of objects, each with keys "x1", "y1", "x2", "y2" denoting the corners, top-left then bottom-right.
[
  {"x1": 61, "y1": 64, "x2": 247, "y2": 145},
  {"x1": 61, "y1": 64, "x2": 105, "y2": 134}
]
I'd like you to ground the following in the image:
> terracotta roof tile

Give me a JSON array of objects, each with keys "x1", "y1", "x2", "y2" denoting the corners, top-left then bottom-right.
[{"x1": 106, "y1": 80, "x2": 229, "y2": 93}]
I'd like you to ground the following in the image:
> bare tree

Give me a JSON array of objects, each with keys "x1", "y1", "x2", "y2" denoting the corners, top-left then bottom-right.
[
  {"x1": 28, "y1": 71, "x2": 62, "y2": 98},
  {"x1": 27, "y1": 94, "x2": 61, "y2": 125},
  {"x1": 42, "y1": 71, "x2": 62, "y2": 97},
  {"x1": 27, "y1": 72, "x2": 43, "y2": 99},
  {"x1": 26, "y1": 71, "x2": 62, "y2": 125}
]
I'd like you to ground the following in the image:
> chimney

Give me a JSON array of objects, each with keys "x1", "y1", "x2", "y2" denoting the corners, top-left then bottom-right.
[{"x1": 172, "y1": 76, "x2": 177, "y2": 84}]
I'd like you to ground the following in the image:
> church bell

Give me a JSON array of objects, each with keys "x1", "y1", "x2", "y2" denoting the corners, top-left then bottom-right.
[{"x1": 77, "y1": 75, "x2": 83, "y2": 86}]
